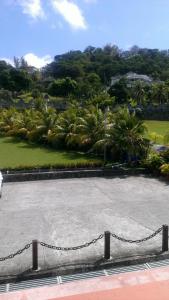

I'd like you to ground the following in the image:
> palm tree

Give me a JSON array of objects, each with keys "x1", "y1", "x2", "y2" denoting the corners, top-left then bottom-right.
[
  {"x1": 14, "y1": 109, "x2": 41, "y2": 139},
  {"x1": 28, "y1": 108, "x2": 57, "y2": 143},
  {"x1": 151, "y1": 83, "x2": 168, "y2": 105},
  {"x1": 131, "y1": 81, "x2": 146, "y2": 106},
  {"x1": 47, "y1": 107, "x2": 79, "y2": 149},
  {"x1": 75, "y1": 106, "x2": 108, "y2": 151},
  {"x1": 0, "y1": 108, "x2": 19, "y2": 135},
  {"x1": 111, "y1": 108, "x2": 149, "y2": 162}
]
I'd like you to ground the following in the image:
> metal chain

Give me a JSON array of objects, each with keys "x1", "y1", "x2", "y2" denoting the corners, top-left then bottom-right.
[
  {"x1": 111, "y1": 227, "x2": 163, "y2": 244},
  {"x1": 39, "y1": 234, "x2": 104, "y2": 251},
  {"x1": 0, "y1": 243, "x2": 32, "y2": 262},
  {"x1": 0, "y1": 226, "x2": 164, "y2": 261}
]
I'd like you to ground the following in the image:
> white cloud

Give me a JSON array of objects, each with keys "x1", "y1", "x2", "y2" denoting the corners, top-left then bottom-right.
[
  {"x1": 0, "y1": 58, "x2": 14, "y2": 66},
  {"x1": 24, "y1": 53, "x2": 52, "y2": 68},
  {"x1": 1, "y1": 54, "x2": 52, "y2": 68},
  {"x1": 50, "y1": 0, "x2": 87, "y2": 30},
  {"x1": 16, "y1": 0, "x2": 45, "y2": 19}
]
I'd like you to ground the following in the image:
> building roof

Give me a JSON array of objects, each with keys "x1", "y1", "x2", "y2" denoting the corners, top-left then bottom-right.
[
  {"x1": 126, "y1": 72, "x2": 152, "y2": 82},
  {"x1": 111, "y1": 72, "x2": 153, "y2": 86}
]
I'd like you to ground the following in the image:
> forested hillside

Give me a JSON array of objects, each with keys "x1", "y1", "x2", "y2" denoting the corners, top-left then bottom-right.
[{"x1": 1, "y1": 45, "x2": 169, "y2": 106}]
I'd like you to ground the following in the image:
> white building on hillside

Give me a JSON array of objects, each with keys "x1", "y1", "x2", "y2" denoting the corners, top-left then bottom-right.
[{"x1": 110, "y1": 72, "x2": 153, "y2": 86}]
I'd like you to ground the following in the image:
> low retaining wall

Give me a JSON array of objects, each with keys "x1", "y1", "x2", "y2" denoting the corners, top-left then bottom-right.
[{"x1": 3, "y1": 168, "x2": 148, "y2": 183}]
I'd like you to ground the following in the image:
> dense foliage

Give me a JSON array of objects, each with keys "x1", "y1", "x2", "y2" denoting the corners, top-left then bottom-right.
[
  {"x1": 2, "y1": 46, "x2": 169, "y2": 107},
  {"x1": 160, "y1": 163, "x2": 169, "y2": 176},
  {"x1": 141, "y1": 149, "x2": 169, "y2": 177},
  {"x1": 0, "y1": 106, "x2": 149, "y2": 163}
]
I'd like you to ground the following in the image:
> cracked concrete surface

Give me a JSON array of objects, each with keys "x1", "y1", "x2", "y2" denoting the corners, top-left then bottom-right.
[{"x1": 0, "y1": 175, "x2": 169, "y2": 276}]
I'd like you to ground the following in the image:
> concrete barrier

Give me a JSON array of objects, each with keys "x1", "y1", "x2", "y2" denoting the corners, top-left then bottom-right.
[{"x1": 3, "y1": 168, "x2": 148, "y2": 183}]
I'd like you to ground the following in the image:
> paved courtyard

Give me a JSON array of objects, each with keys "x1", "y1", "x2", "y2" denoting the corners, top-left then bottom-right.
[{"x1": 0, "y1": 175, "x2": 169, "y2": 276}]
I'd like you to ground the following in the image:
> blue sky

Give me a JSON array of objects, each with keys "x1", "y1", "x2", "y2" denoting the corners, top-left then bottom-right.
[{"x1": 1, "y1": 0, "x2": 169, "y2": 67}]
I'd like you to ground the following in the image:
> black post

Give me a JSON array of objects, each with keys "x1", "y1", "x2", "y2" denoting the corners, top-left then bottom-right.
[
  {"x1": 104, "y1": 231, "x2": 111, "y2": 260},
  {"x1": 162, "y1": 225, "x2": 168, "y2": 252},
  {"x1": 32, "y1": 240, "x2": 38, "y2": 271}
]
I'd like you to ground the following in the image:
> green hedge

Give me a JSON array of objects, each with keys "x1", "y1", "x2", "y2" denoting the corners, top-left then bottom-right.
[{"x1": 1, "y1": 160, "x2": 103, "y2": 172}]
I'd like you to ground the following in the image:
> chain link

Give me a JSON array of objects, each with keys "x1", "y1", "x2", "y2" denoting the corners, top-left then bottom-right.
[
  {"x1": 0, "y1": 226, "x2": 164, "y2": 261},
  {"x1": 39, "y1": 234, "x2": 104, "y2": 251},
  {"x1": 111, "y1": 227, "x2": 163, "y2": 244},
  {"x1": 0, "y1": 243, "x2": 32, "y2": 261}
]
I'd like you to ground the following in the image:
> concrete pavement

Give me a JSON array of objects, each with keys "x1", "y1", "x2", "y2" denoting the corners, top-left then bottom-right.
[{"x1": 0, "y1": 175, "x2": 168, "y2": 276}]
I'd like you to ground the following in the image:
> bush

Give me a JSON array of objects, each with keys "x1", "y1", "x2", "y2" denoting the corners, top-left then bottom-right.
[
  {"x1": 142, "y1": 153, "x2": 164, "y2": 173},
  {"x1": 160, "y1": 164, "x2": 169, "y2": 175},
  {"x1": 1, "y1": 161, "x2": 103, "y2": 172},
  {"x1": 16, "y1": 128, "x2": 28, "y2": 139},
  {"x1": 160, "y1": 149, "x2": 169, "y2": 163}
]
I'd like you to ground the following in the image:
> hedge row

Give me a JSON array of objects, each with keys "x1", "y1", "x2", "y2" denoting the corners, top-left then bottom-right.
[{"x1": 1, "y1": 160, "x2": 103, "y2": 173}]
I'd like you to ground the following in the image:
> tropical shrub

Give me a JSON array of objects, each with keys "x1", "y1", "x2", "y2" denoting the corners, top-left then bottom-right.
[
  {"x1": 142, "y1": 153, "x2": 164, "y2": 172},
  {"x1": 110, "y1": 108, "x2": 149, "y2": 162},
  {"x1": 149, "y1": 132, "x2": 163, "y2": 144},
  {"x1": 163, "y1": 132, "x2": 169, "y2": 145},
  {"x1": 160, "y1": 149, "x2": 169, "y2": 162},
  {"x1": 76, "y1": 106, "x2": 107, "y2": 151},
  {"x1": 0, "y1": 106, "x2": 151, "y2": 164},
  {"x1": 160, "y1": 164, "x2": 169, "y2": 176}
]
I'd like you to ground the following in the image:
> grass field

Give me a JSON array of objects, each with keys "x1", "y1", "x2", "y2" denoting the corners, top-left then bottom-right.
[
  {"x1": 0, "y1": 121, "x2": 168, "y2": 168},
  {"x1": 0, "y1": 137, "x2": 102, "y2": 169},
  {"x1": 145, "y1": 120, "x2": 169, "y2": 144}
]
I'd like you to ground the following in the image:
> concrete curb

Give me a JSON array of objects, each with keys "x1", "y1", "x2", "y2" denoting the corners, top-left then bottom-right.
[
  {"x1": 0, "y1": 251, "x2": 169, "y2": 284},
  {"x1": 3, "y1": 168, "x2": 148, "y2": 183}
]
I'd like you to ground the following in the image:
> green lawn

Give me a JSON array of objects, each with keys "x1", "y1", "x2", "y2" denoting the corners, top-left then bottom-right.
[
  {"x1": 0, "y1": 121, "x2": 168, "y2": 169},
  {"x1": 145, "y1": 120, "x2": 169, "y2": 144},
  {"x1": 0, "y1": 137, "x2": 102, "y2": 169}
]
